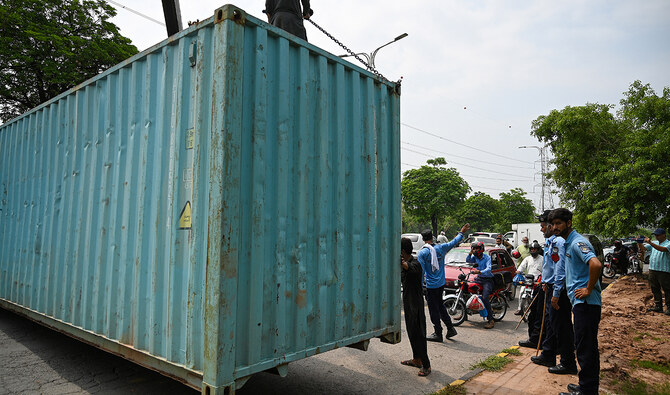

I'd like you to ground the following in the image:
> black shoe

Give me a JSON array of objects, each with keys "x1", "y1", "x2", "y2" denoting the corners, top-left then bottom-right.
[
  {"x1": 665, "y1": 309, "x2": 670, "y2": 316},
  {"x1": 530, "y1": 355, "x2": 555, "y2": 367},
  {"x1": 426, "y1": 333, "x2": 443, "y2": 342},
  {"x1": 518, "y1": 339, "x2": 537, "y2": 348},
  {"x1": 567, "y1": 383, "x2": 580, "y2": 392},
  {"x1": 559, "y1": 392, "x2": 582, "y2": 395},
  {"x1": 647, "y1": 305, "x2": 662, "y2": 313},
  {"x1": 446, "y1": 327, "x2": 458, "y2": 339},
  {"x1": 548, "y1": 364, "x2": 578, "y2": 375}
]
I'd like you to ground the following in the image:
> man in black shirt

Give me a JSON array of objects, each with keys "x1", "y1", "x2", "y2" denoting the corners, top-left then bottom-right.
[
  {"x1": 613, "y1": 240, "x2": 629, "y2": 274},
  {"x1": 264, "y1": 0, "x2": 313, "y2": 41},
  {"x1": 400, "y1": 237, "x2": 431, "y2": 377}
]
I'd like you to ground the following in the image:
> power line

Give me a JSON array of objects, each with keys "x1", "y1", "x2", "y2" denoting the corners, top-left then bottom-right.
[
  {"x1": 401, "y1": 140, "x2": 534, "y2": 170},
  {"x1": 108, "y1": 0, "x2": 165, "y2": 26},
  {"x1": 401, "y1": 122, "x2": 534, "y2": 165},
  {"x1": 401, "y1": 147, "x2": 535, "y2": 179},
  {"x1": 401, "y1": 163, "x2": 531, "y2": 193},
  {"x1": 401, "y1": 162, "x2": 533, "y2": 182}
]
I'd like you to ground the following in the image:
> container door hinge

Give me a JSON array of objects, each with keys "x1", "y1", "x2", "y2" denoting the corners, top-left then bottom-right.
[{"x1": 189, "y1": 42, "x2": 197, "y2": 67}]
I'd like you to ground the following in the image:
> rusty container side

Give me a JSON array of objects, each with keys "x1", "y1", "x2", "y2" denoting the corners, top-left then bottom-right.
[{"x1": 0, "y1": 4, "x2": 401, "y2": 394}]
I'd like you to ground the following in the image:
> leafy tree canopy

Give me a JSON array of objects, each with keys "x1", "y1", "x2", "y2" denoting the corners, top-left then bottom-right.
[
  {"x1": 455, "y1": 192, "x2": 500, "y2": 233},
  {"x1": 531, "y1": 81, "x2": 670, "y2": 236},
  {"x1": 401, "y1": 157, "x2": 470, "y2": 236},
  {"x1": 0, "y1": 0, "x2": 138, "y2": 122},
  {"x1": 497, "y1": 188, "x2": 536, "y2": 231}
]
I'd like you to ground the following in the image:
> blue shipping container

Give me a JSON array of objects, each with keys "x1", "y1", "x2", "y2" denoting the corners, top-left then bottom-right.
[{"x1": 0, "y1": 4, "x2": 401, "y2": 394}]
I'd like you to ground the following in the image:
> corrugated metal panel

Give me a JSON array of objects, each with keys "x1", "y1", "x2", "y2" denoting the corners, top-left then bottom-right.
[{"x1": 0, "y1": 5, "x2": 401, "y2": 393}]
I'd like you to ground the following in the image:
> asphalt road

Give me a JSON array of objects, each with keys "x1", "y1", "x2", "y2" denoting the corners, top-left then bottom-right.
[{"x1": 1, "y1": 296, "x2": 527, "y2": 395}]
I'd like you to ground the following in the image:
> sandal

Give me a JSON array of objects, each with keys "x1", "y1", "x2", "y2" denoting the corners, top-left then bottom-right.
[
  {"x1": 401, "y1": 359, "x2": 422, "y2": 368},
  {"x1": 418, "y1": 367, "x2": 431, "y2": 377}
]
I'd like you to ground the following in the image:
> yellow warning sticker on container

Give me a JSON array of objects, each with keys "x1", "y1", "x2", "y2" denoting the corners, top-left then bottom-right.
[
  {"x1": 186, "y1": 128, "x2": 194, "y2": 150},
  {"x1": 179, "y1": 201, "x2": 192, "y2": 230}
]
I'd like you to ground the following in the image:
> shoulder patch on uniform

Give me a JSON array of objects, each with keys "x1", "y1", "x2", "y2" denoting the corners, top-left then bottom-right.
[{"x1": 577, "y1": 242, "x2": 591, "y2": 254}]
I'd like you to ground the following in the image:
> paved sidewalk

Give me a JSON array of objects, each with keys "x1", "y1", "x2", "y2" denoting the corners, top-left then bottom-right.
[{"x1": 463, "y1": 346, "x2": 578, "y2": 395}]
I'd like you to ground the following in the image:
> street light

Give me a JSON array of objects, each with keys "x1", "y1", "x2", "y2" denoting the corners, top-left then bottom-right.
[
  {"x1": 339, "y1": 33, "x2": 408, "y2": 68},
  {"x1": 519, "y1": 145, "x2": 547, "y2": 212}
]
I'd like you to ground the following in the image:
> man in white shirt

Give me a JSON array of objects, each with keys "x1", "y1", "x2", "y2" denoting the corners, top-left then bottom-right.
[{"x1": 514, "y1": 243, "x2": 543, "y2": 314}]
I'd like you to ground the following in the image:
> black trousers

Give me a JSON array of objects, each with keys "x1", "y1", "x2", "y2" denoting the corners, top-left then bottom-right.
[
  {"x1": 541, "y1": 286, "x2": 576, "y2": 367},
  {"x1": 527, "y1": 285, "x2": 545, "y2": 344},
  {"x1": 649, "y1": 270, "x2": 670, "y2": 308},
  {"x1": 425, "y1": 286, "x2": 453, "y2": 335},
  {"x1": 404, "y1": 303, "x2": 430, "y2": 369},
  {"x1": 573, "y1": 303, "x2": 601, "y2": 395},
  {"x1": 539, "y1": 284, "x2": 556, "y2": 360}
]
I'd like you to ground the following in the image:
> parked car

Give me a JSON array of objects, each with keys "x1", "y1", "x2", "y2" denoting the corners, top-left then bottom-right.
[
  {"x1": 443, "y1": 246, "x2": 516, "y2": 301},
  {"x1": 462, "y1": 236, "x2": 497, "y2": 246},
  {"x1": 471, "y1": 232, "x2": 499, "y2": 238},
  {"x1": 401, "y1": 233, "x2": 424, "y2": 258},
  {"x1": 583, "y1": 234, "x2": 605, "y2": 263}
]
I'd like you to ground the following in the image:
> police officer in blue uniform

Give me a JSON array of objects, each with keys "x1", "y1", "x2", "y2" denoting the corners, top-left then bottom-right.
[
  {"x1": 545, "y1": 210, "x2": 577, "y2": 375},
  {"x1": 551, "y1": 208, "x2": 602, "y2": 395},
  {"x1": 530, "y1": 210, "x2": 577, "y2": 373}
]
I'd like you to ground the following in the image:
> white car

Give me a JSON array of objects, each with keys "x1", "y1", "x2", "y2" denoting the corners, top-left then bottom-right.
[{"x1": 401, "y1": 233, "x2": 424, "y2": 258}]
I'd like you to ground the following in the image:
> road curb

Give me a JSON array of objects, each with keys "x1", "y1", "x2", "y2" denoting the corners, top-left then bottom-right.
[{"x1": 446, "y1": 344, "x2": 520, "y2": 388}]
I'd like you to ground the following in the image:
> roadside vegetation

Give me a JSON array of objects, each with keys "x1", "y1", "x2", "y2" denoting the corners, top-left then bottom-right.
[{"x1": 469, "y1": 347, "x2": 522, "y2": 372}]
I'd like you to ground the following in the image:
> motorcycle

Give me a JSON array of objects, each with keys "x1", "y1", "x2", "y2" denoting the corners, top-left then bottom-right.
[
  {"x1": 443, "y1": 267, "x2": 509, "y2": 326},
  {"x1": 517, "y1": 274, "x2": 538, "y2": 322},
  {"x1": 603, "y1": 253, "x2": 643, "y2": 278},
  {"x1": 602, "y1": 253, "x2": 616, "y2": 279},
  {"x1": 628, "y1": 254, "x2": 643, "y2": 274}
]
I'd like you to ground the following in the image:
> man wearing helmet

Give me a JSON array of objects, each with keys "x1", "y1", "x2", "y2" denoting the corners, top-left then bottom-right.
[
  {"x1": 467, "y1": 241, "x2": 495, "y2": 329},
  {"x1": 418, "y1": 223, "x2": 471, "y2": 342},
  {"x1": 612, "y1": 240, "x2": 629, "y2": 275},
  {"x1": 514, "y1": 242, "x2": 543, "y2": 315}
]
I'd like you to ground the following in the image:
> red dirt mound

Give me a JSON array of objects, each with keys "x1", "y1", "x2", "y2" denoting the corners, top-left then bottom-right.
[{"x1": 599, "y1": 274, "x2": 670, "y2": 392}]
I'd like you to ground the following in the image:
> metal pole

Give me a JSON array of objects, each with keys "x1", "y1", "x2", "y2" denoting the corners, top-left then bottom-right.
[
  {"x1": 161, "y1": 0, "x2": 183, "y2": 36},
  {"x1": 519, "y1": 145, "x2": 546, "y2": 212}
]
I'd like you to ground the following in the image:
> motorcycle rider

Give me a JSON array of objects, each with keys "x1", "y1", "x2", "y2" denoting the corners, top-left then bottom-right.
[
  {"x1": 514, "y1": 242, "x2": 543, "y2": 315},
  {"x1": 467, "y1": 242, "x2": 495, "y2": 329},
  {"x1": 613, "y1": 240, "x2": 630, "y2": 275}
]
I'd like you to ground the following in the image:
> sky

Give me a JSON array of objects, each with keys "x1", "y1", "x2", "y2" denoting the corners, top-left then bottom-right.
[{"x1": 109, "y1": 0, "x2": 670, "y2": 212}]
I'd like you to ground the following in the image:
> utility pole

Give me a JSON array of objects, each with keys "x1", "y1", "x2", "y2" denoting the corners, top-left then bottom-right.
[
  {"x1": 519, "y1": 145, "x2": 548, "y2": 212},
  {"x1": 161, "y1": 0, "x2": 183, "y2": 36}
]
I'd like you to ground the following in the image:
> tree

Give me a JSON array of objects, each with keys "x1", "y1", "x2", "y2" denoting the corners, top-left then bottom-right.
[
  {"x1": 496, "y1": 188, "x2": 536, "y2": 231},
  {"x1": 401, "y1": 157, "x2": 470, "y2": 237},
  {"x1": 455, "y1": 192, "x2": 500, "y2": 232},
  {"x1": 531, "y1": 81, "x2": 670, "y2": 235},
  {"x1": 0, "y1": 0, "x2": 138, "y2": 122}
]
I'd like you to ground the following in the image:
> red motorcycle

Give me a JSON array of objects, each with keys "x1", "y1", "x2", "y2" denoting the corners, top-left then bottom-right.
[{"x1": 443, "y1": 267, "x2": 509, "y2": 326}]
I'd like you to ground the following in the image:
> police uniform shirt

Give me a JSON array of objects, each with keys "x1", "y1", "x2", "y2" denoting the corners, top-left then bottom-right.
[
  {"x1": 550, "y1": 236, "x2": 567, "y2": 298},
  {"x1": 542, "y1": 236, "x2": 555, "y2": 285},
  {"x1": 564, "y1": 230, "x2": 602, "y2": 306}
]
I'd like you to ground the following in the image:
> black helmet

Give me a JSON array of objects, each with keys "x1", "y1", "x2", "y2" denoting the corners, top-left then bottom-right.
[{"x1": 614, "y1": 240, "x2": 622, "y2": 247}]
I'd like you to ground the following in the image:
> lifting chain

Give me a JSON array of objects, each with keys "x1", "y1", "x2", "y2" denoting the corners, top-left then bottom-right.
[{"x1": 306, "y1": 19, "x2": 390, "y2": 83}]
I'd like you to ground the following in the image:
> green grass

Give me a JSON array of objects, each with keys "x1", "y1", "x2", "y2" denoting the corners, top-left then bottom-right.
[
  {"x1": 617, "y1": 380, "x2": 670, "y2": 395},
  {"x1": 633, "y1": 332, "x2": 665, "y2": 342},
  {"x1": 471, "y1": 355, "x2": 513, "y2": 371},
  {"x1": 430, "y1": 385, "x2": 466, "y2": 395},
  {"x1": 501, "y1": 347, "x2": 522, "y2": 356},
  {"x1": 632, "y1": 359, "x2": 670, "y2": 375}
]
